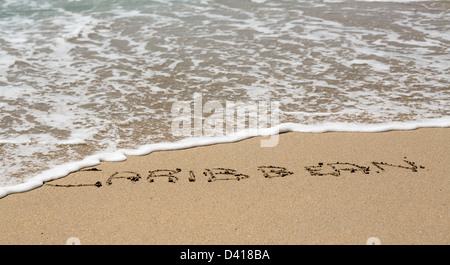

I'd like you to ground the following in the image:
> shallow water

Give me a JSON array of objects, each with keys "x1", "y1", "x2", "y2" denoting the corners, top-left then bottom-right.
[{"x1": 0, "y1": 0, "x2": 449, "y2": 186}]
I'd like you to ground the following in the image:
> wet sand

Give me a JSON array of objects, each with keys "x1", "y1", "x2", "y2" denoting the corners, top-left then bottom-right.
[{"x1": 0, "y1": 128, "x2": 448, "y2": 245}]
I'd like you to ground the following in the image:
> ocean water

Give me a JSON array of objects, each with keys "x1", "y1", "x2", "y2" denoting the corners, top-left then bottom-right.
[{"x1": 0, "y1": 0, "x2": 449, "y2": 196}]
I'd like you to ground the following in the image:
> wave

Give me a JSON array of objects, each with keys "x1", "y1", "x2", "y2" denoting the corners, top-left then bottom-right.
[{"x1": 1, "y1": 117, "x2": 449, "y2": 199}]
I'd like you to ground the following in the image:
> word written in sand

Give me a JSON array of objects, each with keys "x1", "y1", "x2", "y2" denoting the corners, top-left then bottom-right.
[
  {"x1": 46, "y1": 158, "x2": 425, "y2": 188},
  {"x1": 46, "y1": 166, "x2": 293, "y2": 188},
  {"x1": 305, "y1": 158, "x2": 424, "y2": 176}
]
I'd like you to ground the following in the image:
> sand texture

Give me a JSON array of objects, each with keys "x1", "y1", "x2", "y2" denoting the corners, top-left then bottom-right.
[{"x1": 0, "y1": 128, "x2": 448, "y2": 245}]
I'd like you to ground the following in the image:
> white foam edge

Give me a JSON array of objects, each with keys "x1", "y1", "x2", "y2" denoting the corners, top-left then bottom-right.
[{"x1": 1, "y1": 117, "x2": 449, "y2": 199}]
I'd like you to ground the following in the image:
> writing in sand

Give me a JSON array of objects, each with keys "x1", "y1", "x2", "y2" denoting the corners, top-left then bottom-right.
[{"x1": 46, "y1": 158, "x2": 425, "y2": 188}]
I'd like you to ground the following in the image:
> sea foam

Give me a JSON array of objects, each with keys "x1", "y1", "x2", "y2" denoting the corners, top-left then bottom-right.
[
  {"x1": 1, "y1": 118, "x2": 449, "y2": 199},
  {"x1": 0, "y1": 0, "x2": 448, "y2": 196}
]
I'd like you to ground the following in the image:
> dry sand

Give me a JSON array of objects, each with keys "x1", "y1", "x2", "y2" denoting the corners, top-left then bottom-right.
[{"x1": 0, "y1": 128, "x2": 448, "y2": 245}]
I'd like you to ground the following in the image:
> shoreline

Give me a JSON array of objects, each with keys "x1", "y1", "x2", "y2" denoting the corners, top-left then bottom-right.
[
  {"x1": 2, "y1": 118, "x2": 450, "y2": 199},
  {"x1": 0, "y1": 128, "x2": 448, "y2": 244}
]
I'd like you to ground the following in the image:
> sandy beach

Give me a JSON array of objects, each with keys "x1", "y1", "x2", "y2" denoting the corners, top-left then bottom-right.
[{"x1": 0, "y1": 128, "x2": 448, "y2": 245}]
